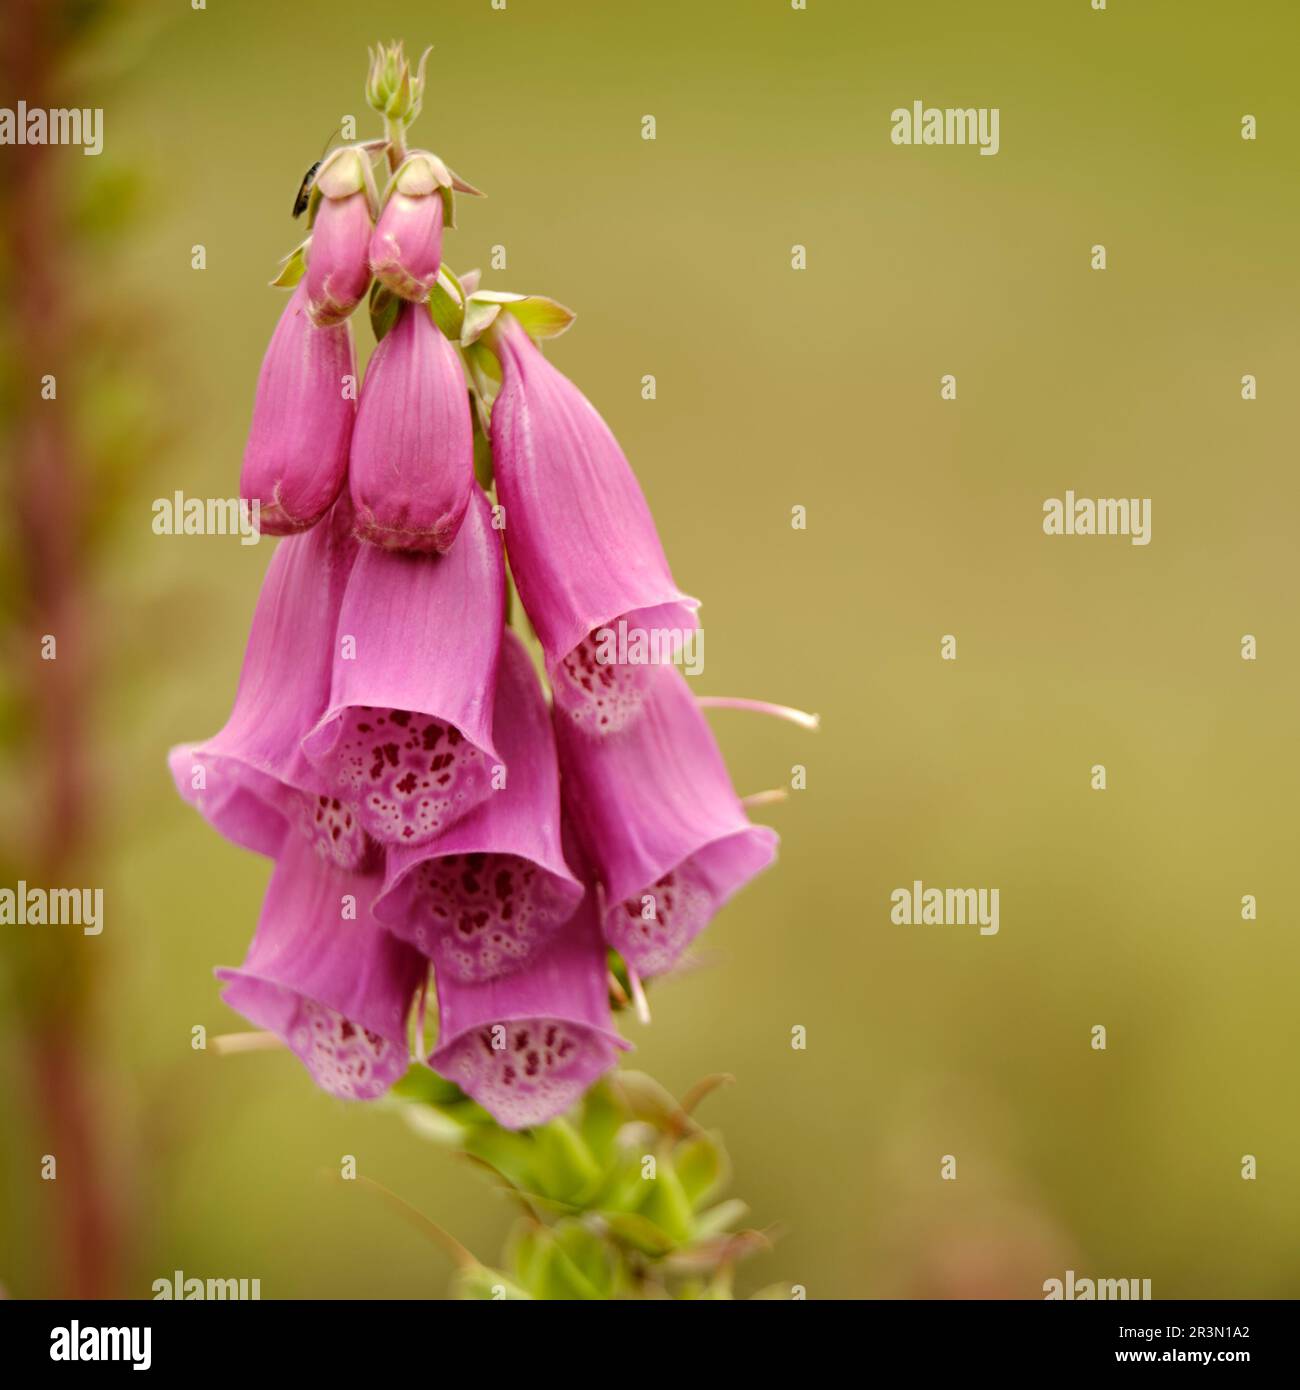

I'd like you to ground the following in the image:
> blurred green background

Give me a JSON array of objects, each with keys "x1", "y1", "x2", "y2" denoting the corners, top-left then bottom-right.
[{"x1": 2, "y1": 0, "x2": 1299, "y2": 1298}]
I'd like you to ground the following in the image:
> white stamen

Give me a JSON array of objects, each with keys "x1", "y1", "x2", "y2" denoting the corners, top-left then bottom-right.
[
  {"x1": 696, "y1": 696, "x2": 819, "y2": 731},
  {"x1": 627, "y1": 966, "x2": 652, "y2": 1026},
  {"x1": 741, "y1": 788, "x2": 788, "y2": 808}
]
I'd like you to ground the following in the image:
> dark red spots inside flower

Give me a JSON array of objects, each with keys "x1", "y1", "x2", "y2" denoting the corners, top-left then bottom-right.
[
  {"x1": 413, "y1": 852, "x2": 572, "y2": 983},
  {"x1": 328, "y1": 706, "x2": 491, "y2": 845},
  {"x1": 611, "y1": 864, "x2": 712, "y2": 975}
]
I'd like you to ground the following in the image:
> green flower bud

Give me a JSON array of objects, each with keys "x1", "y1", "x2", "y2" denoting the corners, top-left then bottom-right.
[{"x1": 365, "y1": 40, "x2": 431, "y2": 127}]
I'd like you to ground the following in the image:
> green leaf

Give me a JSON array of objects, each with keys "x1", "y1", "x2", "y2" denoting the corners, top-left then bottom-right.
[
  {"x1": 611, "y1": 1071, "x2": 690, "y2": 1133},
  {"x1": 601, "y1": 1210, "x2": 678, "y2": 1258},
  {"x1": 461, "y1": 296, "x2": 502, "y2": 347},
  {"x1": 428, "y1": 268, "x2": 464, "y2": 342},
  {"x1": 369, "y1": 282, "x2": 399, "y2": 342},
  {"x1": 641, "y1": 1156, "x2": 695, "y2": 1246},
  {"x1": 509, "y1": 1223, "x2": 606, "y2": 1301},
  {"x1": 552, "y1": 1220, "x2": 618, "y2": 1298},
  {"x1": 472, "y1": 410, "x2": 494, "y2": 490},
  {"x1": 530, "y1": 1118, "x2": 603, "y2": 1203},
  {"x1": 691, "y1": 1197, "x2": 749, "y2": 1241},
  {"x1": 674, "y1": 1130, "x2": 727, "y2": 1208},
  {"x1": 502, "y1": 294, "x2": 575, "y2": 341},
  {"x1": 578, "y1": 1078, "x2": 626, "y2": 1165},
  {"x1": 389, "y1": 1064, "x2": 465, "y2": 1107},
  {"x1": 462, "y1": 1124, "x2": 542, "y2": 1193},
  {"x1": 269, "y1": 241, "x2": 307, "y2": 289}
]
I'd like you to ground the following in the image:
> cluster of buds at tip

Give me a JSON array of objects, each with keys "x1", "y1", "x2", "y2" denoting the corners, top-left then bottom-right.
[
  {"x1": 182, "y1": 43, "x2": 810, "y2": 1133},
  {"x1": 240, "y1": 50, "x2": 483, "y2": 551},
  {"x1": 365, "y1": 40, "x2": 431, "y2": 125}
]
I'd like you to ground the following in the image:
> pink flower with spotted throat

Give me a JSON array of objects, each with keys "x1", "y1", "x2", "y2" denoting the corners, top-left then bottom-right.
[{"x1": 171, "y1": 50, "x2": 812, "y2": 1133}]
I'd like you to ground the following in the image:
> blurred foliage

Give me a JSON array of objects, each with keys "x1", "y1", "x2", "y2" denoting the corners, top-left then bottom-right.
[{"x1": 385, "y1": 1067, "x2": 788, "y2": 1300}]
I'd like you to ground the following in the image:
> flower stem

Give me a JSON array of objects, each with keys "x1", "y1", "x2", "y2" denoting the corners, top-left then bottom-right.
[{"x1": 384, "y1": 116, "x2": 407, "y2": 174}]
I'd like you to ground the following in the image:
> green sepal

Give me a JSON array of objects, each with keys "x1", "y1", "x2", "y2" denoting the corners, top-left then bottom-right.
[
  {"x1": 577, "y1": 1077, "x2": 625, "y2": 1165},
  {"x1": 427, "y1": 267, "x2": 464, "y2": 341},
  {"x1": 461, "y1": 291, "x2": 576, "y2": 348},
  {"x1": 269, "y1": 240, "x2": 308, "y2": 289},
  {"x1": 461, "y1": 296, "x2": 503, "y2": 348},
  {"x1": 472, "y1": 403, "x2": 495, "y2": 489},
  {"x1": 691, "y1": 1197, "x2": 749, "y2": 1240},
  {"x1": 508, "y1": 1222, "x2": 606, "y2": 1300},
  {"x1": 611, "y1": 1070, "x2": 694, "y2": 1134},
  {"x1": 369, "y1": 282, "x2": 400, "y2": 342},
  {"x1": 640, "y1": 1154, "x2": 696, "y2": 1246},
  {"x1": 551, "y1": 1220, "x2": 620, "y2": 1298},
  {"x1": 389, "y1": 1063, "x2": 465, "y2": 1108},
  {"x1": 464, "y1": 339, "x2": 502, "y2": 400},
  {"x1": 674, "y1": 1129, "x2": 728, "y2": 1208},
  {"x1": 501, "y1": 293, "x2": 575, "y2": 341},
  {"x1": 530, "y1": 1119, "x2": 603, "y2": 1204},
  {"x1": 601, "y1": 1210, "x2": 678, "y2": 1258}
]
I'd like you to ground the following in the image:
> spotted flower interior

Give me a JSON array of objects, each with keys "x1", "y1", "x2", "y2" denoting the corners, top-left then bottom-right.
[
  {"x1": 325, "y1": 706, "x2": 490, "y2": 847},
  {"x1": 606, "y1": 862, "x2": 714, "y2": 978},
  {"x1": 409, "y1": 852, "x2": 575, "y2": 982},
  {"x1": 552, "y1": 630, "x2": 649, "y2": 735},
  {"x1": 437, "y1": 1018, "x2": 620, "y2": 1131},
  {"x1": 292, "y1": 790, "x2": 373, "y2": 871}
]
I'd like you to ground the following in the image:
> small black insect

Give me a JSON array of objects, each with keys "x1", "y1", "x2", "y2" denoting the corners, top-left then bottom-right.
[
  {"x1": 292, "y1": 127, "x2": 342, "y2": 219},
  {"x1": 291, "y1": 161, "x2": 321, "y2": 218}
]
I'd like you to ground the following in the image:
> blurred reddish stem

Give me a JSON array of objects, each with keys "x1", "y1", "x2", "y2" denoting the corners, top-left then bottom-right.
[{"x1": 3, "y1": 0, "x2": 122, "y2": 1297}]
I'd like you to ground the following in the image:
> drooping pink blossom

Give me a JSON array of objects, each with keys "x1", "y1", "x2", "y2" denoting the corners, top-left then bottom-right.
[
  {"x1": 238, "y1": 282, "x2": 355, "y2": 537},
  {"x1": 555, "y1": 664, "x2": 777, "y2": 978},
  {"x1": 301, "y1": 485, "x2": 504, "y2": 849},
  {"x1": 349, "y1": 300, "x2": 474, "y2": 553},
  {"x1": 429, "y1": 884, "x2": 629, "y2": 1129},
  {"x1": 373, "y1": 629, "x2": 582, "y2": 982},
  {"x1": 488, "y1": 312, "x2": 698, "y2": 733},
  {"x1": 169, "y1": 496, "x2": 367, "y2": 866},
  {"x1": 217, "y1": 835, "x2": 424, "y2": 1100}
]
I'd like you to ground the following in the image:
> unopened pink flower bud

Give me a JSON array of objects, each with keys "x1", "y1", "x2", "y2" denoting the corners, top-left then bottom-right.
[
  {"x1": 370, "y1": 153, "x2": 445, "y2": 302},
  {"x1": 239, "y1": 282, "x2": 356, "y2": 536},
  {"x1": 349, "y1": 300, "x2": 473, "y2": 553},
  {"x1": 305, "y1": 147, "x2": 376, "y2": 327}
]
